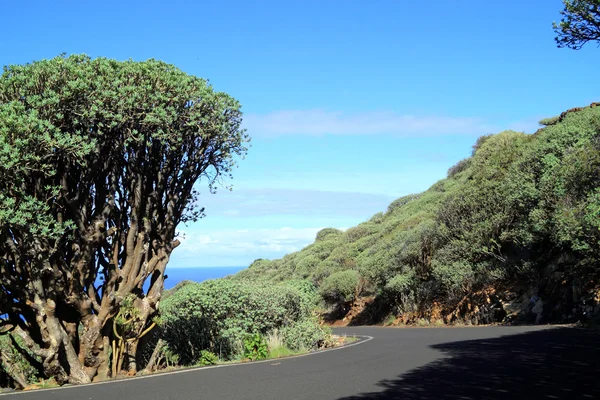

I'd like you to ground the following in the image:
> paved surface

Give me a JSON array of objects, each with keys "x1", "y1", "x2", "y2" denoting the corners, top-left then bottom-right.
[{"x1": 4, "y1": 325, "x2": 599, "y2": 399}]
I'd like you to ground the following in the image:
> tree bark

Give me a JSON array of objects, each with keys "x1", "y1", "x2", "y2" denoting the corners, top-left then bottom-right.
[
  {"x1": 44, "y1": 312, "x2": 90, "y2": 385},
  {"x1": 125, "y1": 340, "x2": 139, "y2": 375},
  {"x1": 143, "y1": 338, "x2": 164, "y2": 374},
  {"x1": 0, "y1": 350, "x2": 28, "y2": 389},
  {"x1": 93, "y1": 334, "x2": 111, "y2": 382}
]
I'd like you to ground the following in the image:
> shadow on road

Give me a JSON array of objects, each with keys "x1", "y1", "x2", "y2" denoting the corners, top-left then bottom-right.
[{"x1": 337, "y1": 327, "x2": 599, "y2": 400}]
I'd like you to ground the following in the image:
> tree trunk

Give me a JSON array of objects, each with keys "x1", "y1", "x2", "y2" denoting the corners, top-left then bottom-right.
[
  {"x1": 125, "y1": 340, "x2": 139, "y2": 375},
  {"x1": 45, "y1": 317, "x2": 90, "y2": 385},
  {"x1": 35, "y1": 300, "x2": 91, "y2": 385},
  {"x1": 143, "y1": 338, "x2": 164, "y2": 374},
  {"x1": 93, "y1": 335, "x2": 111, "y2": 382},
  {"x1": 0, "y1": 351, "x2": 28, "y2": 389},
  {"x1": 78, "y1": 318, "x2": 108, "y2": 381}
]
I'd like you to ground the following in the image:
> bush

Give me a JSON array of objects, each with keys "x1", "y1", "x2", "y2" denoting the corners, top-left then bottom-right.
[
  {"x1": 294, "y1": 255, "x2": 320, "y2": 278},
  {"x1": 539, "y1": 115, "x2": 560, "y2": 126},
  {"x1": 319, "y1": 270, "x2": 361, "y2": 306},
  {"x1": 198, "y1": 350, "x2": 218, "y2": 366},
  {"x1": 280, "y1": 319, "x2": 331, "y2": 351},
  {"x1": 383, "y1": 272, "x2": 418, "y2": 312},
  {"x1": 315, "y1": 228, "x2": 343, "y2": 242},
  {"x1": 447, "y1": 158, "x2": 471, "y2": 178},
  {"x1": 243, "y1": 334, "x2": 268, "y2": 361},
  {"x1": 160, "y1": 279, "x2": 321, "y2": 363},
  {"x1": 385, "y1": 272, "x2": 415, "y2": 295},
  {"x1": 305, "y1": 240, "x2": 339, "y2": 260},
  {"x1": 431, "y1": 261, "x2": 474, "y2": 294},
  {"x1": 387, "y1": 194, "x2": 420, "y2": 214},
  {"x1": 344, "y1": 225, "x2": 374, "y2": 242}
]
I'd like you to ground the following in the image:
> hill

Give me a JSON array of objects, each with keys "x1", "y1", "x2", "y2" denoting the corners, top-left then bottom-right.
[{"x1": 234, "y1": 103, "x2": 600, "y2": 326}]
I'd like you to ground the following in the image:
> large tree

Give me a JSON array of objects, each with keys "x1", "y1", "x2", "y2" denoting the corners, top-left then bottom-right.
[
  {"x1": 0, "y1": 55, "x2": 248, "y2": 384},
  {"x1": 553, "y1": 0, "x2": 600, "y2": 49}
]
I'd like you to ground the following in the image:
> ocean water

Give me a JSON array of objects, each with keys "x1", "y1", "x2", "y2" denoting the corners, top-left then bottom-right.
[{"x1": 163, "y1": 266, "x2": 246, "y2": 289}]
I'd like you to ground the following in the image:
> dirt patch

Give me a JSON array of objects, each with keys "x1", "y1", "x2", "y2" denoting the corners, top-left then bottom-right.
[{"x1": 325, "y1": 296, "x2": 376, "y2": 326}]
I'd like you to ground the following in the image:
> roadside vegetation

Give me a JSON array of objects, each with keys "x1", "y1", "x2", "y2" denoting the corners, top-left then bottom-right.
[
  {"x1": 235, "y1": 103, "x2": 600, "y2": 326},
  {"x1": 154, "y1": 279, "x2": 330, "y2": 367}
]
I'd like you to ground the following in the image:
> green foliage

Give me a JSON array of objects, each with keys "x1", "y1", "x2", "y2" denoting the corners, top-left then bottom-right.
[
  {"x1": 243, "y1": 333, "x2": 268, "y2": 361},
  {"x1": 319, "y1": 270, "x2": 361, "y2": 306},
  {"x1": 553, "y1": 0, "x2": 600, "y2": 50},
  {"x1": 539, "y1": 116, "x2": 560, "y2": 126},
  {"x1": 431, "y1": 261, "x2": 474, "y2": 294},
  {"x1": 294, "y1": 255, "x2": 320, "y2": 279},
  {"x1": 385, "y1": 272, "x2": 415, "y2": 296},
  {"x1": 268, "y1": 345, "x2": 299, "y2": 358},
  {"x1": 160, "y1": 278, "x2": 322, "y2": 364},
  {"x1": 315, "y1": 228, "x2": 343, "y2": 242},
  {"x1": 280, "y1": 319, "x2": 331, "y2": 351},
  {"x1": 159, "y1": 344, "x2": 181, "y2": 368},
  {"x1": 447, "y1": 158, "x2": 471, "y2": 178},
  {"x1": 382, "y1": 271, "x2": 420, "y2": 313},
  {"x1": 197, "y1": 350, "x2": 218, "y2": 366},
  {"x1": 387, "y1": 194, "x2": 420, "y2": 214}
]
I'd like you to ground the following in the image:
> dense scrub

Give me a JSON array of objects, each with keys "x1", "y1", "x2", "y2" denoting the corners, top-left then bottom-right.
[
  {"x1": 235, "y1": 103, "x2": 600, "y2": 325},
  {"x1": 158, "y1": 279, "x2": 329, "y2": 364}
]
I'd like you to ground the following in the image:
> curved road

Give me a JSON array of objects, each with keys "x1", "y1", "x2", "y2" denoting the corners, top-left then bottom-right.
[{"x1": 4, "y1": 325, "x2": 599, "y2": 399}]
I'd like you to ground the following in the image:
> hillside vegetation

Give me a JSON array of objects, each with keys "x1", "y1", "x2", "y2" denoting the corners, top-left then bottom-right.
[{"x1": 235, "y1": 103, "x2": 600, "y2": 325}]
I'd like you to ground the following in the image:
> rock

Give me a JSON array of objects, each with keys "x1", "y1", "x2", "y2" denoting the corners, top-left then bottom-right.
[{"x1": 531, "y1": 299, "x2": 544, "y2": 324}]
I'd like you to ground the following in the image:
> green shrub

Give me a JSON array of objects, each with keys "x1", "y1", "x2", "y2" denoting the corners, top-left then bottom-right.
[
  {"x1": 243, "y1": 333, "x2": 268, "y2": 361},
  {"x1": 386, "y1": 194, "x2": 420, "y2": 214},
  {"x1": 383, "y1": 271, "x2": 418, "y2": 312},
  {"x1": 385, "y1": 272, "x2": 415, "y2": 295},
  {"x1": 160, "y1": 279, "x2": 320, "y2": 363},
  {"x1": 305, "y1": 240, "x2": 339, "y2": 260},
  {"x1": 319, "y1": 270, "x2": 361, "y2": 306},
  {"x1": 447, "y1": 158, "x2": 471, "y2": 178},
  {"x1": 539, "y1": 115, "x2": 560, "y2": 126},
  {"x1": 431, "y1": 261, "x2": 474, "y2": 293},
  {"x1": 344, "y1": 225, "x2": 375, "y2": 242},
  {"x1": 280, "y1": 319, "x2": 331, "y2": 351},
  {"x1": 369, "y1": 212, "x2": 385, "y2": 224},
  {"x1": 315, "y1": 228, "x2": 343, "y2": 242},
  {"x1": 294, "y1": 255, "x2": 320, "y2": 278},
  {"x1": 198, "y1": 350, "x2": 218, "y2": 366}
]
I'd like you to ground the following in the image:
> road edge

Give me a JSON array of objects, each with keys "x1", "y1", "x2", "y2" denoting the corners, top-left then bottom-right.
[{"x1": 0, "y1": 335, "x2": 374, "y2": 397}]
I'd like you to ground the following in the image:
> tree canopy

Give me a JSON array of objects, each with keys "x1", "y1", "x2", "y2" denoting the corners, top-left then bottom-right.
[
  {"x1": 0, "y1": 54, "x2": 248, "y2": 385},
  {"x1": 554, "y1": 0, "x2": 600, "y2": 49}
]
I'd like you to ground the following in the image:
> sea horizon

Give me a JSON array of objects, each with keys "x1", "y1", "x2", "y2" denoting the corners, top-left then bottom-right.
[{"x1": 163, "y1": 266, "x2": 247, "y2": 289}]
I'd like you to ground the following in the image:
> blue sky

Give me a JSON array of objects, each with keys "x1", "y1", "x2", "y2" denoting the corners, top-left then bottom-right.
[{"x1": 2, "y1": 1, "x2": 599, "y2": 267}]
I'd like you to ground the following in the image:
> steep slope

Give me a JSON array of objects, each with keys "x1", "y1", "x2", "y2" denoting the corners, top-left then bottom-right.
[{"x1": 235, "y1": 103, "x2": 600, "y2": 325}]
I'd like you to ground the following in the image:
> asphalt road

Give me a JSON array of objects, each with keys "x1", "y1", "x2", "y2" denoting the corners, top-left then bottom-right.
[{"x1": 4, "y1": 325, "x2": 599, "y2": 399}]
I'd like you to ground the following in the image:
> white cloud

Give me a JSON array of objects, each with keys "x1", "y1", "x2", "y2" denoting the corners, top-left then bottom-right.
[
  {"x1": 197, "y1": 188, "x2": 394, "y2": 219},
  {"x1": 172, "y1": 227, "x2": 327, "y2": 267},
  {"x1": 244, "y1": 109, "x2": 498, "y2": 137}
]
